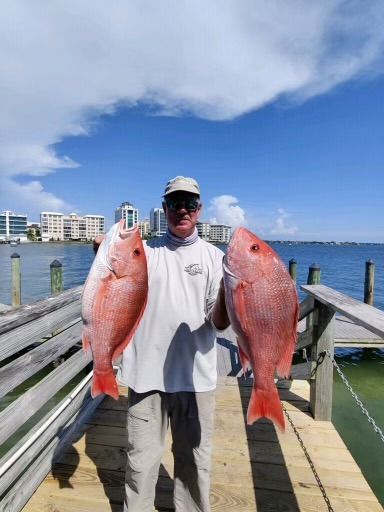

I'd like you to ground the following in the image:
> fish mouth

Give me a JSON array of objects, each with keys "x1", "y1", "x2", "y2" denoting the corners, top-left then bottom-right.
[{"x1": 119, "y1": 223, "x2": 138, "y2": 239}]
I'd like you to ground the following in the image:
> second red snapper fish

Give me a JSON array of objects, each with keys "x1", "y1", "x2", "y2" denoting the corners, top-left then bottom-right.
[
  {"x1": 82, "y1": 219, "x2": 148, "y2": 400},
  {"x1": 223, "y1": 227, "x2": 298, "y2": 432}
]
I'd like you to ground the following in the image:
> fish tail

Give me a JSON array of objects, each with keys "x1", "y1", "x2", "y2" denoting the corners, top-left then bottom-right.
[
  {"x1": 247, "y1": 386, "x2": 285, "y2": 433},
  {"x1": 91, "y1": 369, "x2": 119, "y2": 400}
]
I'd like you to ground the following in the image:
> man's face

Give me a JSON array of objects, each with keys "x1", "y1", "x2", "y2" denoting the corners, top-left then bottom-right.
[{"x1": 163, "y1": 192, "x2": 202, "y2": 238}]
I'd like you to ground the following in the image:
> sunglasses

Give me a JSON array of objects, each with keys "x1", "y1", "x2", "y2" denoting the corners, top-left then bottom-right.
[{"x1": 165, "y1": 198, "x2": 200, "y2": 211}]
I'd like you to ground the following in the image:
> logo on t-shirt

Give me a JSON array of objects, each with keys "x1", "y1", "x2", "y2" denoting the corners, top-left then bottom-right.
[{"x1": 184, "y1": 263, "x2": 203, "y2": 276}]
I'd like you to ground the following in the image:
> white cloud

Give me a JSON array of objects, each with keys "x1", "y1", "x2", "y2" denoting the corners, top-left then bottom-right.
[
  {"x1": 1, "y1": 0, "x2": 383, "y2": 213},
  {"x1": 271, "y1": 208, "x2": 298, "y2": 236},
  {"x1": 208, "y1": 195, "x2": 247, "y2": 229}
]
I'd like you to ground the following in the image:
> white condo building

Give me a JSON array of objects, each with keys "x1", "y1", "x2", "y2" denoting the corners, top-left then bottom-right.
[
  {"x1": 150, "y1": 208, "x2": 167, "y2": 237},
  {"x1": 209, "y1": 224, "x2": 231, "y2": 244},
  {"x1": 138, "y1": 219, "x2": 150, "y2": 238},
  {"x1": 115, "y1": 202, "x2": 138, "y2": 229},
  {"x1": 196, "y1": 221, "x2": 211, "y2": 241},
  {"x1": 40, "y1": 212, "x2": 105, "y2": 242}
]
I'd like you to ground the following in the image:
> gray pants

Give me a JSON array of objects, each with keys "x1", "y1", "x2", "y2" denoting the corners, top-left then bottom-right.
[{"x1": 123, "y1": 389, "x2": 216, "y2": 512}]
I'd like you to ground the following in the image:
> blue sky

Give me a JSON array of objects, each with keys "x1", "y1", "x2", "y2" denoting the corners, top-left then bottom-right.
[{"x1": 1, "y1": 1, "x2": 384, "y2": 242}]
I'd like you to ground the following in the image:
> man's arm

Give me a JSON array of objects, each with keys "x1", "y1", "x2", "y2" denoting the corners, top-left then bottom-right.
[{"x1": 211, "y1": 279, "x2": 230, "y2": 331}]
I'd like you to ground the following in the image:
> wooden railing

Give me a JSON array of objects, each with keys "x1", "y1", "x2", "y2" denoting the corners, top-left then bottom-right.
[
  {"x1": 0, "y1": 286, "x2": 104, "y2": 512},
  {"x1": 297, "y1": 284, "x2": 384, "y2": 421}
]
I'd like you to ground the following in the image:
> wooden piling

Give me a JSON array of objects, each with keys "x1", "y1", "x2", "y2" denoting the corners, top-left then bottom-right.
[
  {"x1": 289, "y1": 258, "x2": 297, "y2": 283},
  {"x1": 50, "y1": 259, "x2": 63, "y2": 294},
  {"x1": 364, "y1": 259, "x2": 374, "y2": 305},
  {"x1": 11, "y1": 252, "x2": 21, "y2": 307},
  {"x1": 306, "y1": 263, "x2": 320, "y2": 330}
]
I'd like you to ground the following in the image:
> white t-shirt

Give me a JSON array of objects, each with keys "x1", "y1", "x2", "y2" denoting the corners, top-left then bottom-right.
[{"x1": 117, "y1": 230, "x2": 224, "y2": 393}]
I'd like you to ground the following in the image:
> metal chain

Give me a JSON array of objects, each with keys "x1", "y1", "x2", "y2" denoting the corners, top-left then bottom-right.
[
  {"x1": 325, "y1": 349, "x2": 384, "y2": 444},
  {"x1": 282, "y1": 403, "x2": 334, "y2": 512}
]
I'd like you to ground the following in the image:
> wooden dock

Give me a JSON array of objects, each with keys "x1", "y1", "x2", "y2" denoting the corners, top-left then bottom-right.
[
  {"x1": 23, "y1": 377, "x2": 382, "y2": 512},
  {"x1": 2, "y1": 284, "x2": 384, "y2": 512}
]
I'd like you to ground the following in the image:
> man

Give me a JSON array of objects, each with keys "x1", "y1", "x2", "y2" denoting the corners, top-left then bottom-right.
[{"x1": 96, "y1": 176, "x2": 229, "y2": 511}]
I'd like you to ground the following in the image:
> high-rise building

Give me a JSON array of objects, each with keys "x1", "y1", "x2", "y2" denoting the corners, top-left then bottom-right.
[
  {"x1": 138, "y1": 219, "x2": 150, "y2": 239},
  {"x1": 0, "y1": 211, "x2": 28, "y2": 242},
  {"x1": 196, "y1": 221, "x2": 210, "y2": 241},
  {"x1": 115, "y1": 202, "x2": 138, "y2": 228},
  {"x1": 40, "y1": 212, "x2": 105, "y2": 241},
  {"x1": 150, "y1": 207, "x2": 167, "y2": 237},
  {"x1": 208, "y1": 224, "x2": 231, "y2": 244}
]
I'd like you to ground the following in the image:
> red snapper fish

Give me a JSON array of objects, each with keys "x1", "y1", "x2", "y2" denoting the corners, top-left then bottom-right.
[
  {"x1": 82, "y1": 219, "x2": 148, "y2": 400},
  {"x1": 223, "y1": 227, "x2": 298, "y2": 432}
]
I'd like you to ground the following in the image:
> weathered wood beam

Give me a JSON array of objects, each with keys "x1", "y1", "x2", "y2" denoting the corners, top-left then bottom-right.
[
  {"x1": 295, "y1": 328, "x2": 314, "y2": 350},
  {"x1": 0, "y1": 391, "x2": 103, "y2": 512},
  {"x1": 0, "y1": 321, "x2": 82, "y2": 399},
  {"x1": 301, "y1": 284, "x2": 384, "y2": 338},
  {"x1": 0, "y1": 381, "x2": 99, "y2": 496},
  {"x1": 0, "y1": 301, "x2": 81, "y2": 362},
  {"x1": 298, "y1": 295, "x2": 315, "y2": 322},
  {"x1": 309, "y1": 300, "x2": 335, "y2": 421},
  {"x1": 0, "y1": 285, "x2": 82, "y2": 335},
  {"x1": 0, "y1": 349, "x2": 92, "y2": 445}
]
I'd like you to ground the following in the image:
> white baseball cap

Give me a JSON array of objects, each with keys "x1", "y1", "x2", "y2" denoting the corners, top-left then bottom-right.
[{"x1": 163, "y1": 176, "x2": 200, "y2": 197}]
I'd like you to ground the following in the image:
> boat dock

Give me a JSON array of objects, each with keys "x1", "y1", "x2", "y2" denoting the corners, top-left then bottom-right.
[
  {"x1": 1, "y1": 284, "x2": 384, "y2": 511},
  {"x1": 22, "y1": 377, "x2": 382, "y2": 511}
]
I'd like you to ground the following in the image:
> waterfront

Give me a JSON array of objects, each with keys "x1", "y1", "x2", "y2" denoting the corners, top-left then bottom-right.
[{"x1": 0, "y1": 241, "x2": 383, "y2": 505}]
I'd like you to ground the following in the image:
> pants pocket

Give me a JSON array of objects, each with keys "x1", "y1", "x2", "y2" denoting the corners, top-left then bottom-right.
[{"x1": 127, "y1": 392, "x2": 152, "y2": 471}]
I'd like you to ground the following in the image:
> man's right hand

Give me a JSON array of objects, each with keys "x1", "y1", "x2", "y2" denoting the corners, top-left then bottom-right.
[{"x1": 93, "y1": 234, "x2": 106, "y2": 255}]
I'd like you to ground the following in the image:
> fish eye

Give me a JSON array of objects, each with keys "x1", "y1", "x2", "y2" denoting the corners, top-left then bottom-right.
[
  {"x1": 251, "y1": 244, "x2": 259, "y2": 252},
  {"x1": 133, "y1": 249, "x2": 141, "y2": 256}
]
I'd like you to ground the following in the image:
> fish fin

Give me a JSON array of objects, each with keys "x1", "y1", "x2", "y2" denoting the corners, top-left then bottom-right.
[
  {"x1": 237, "y1": 342, "x2": 250, "y2": 376},
  {"x1": 91, "y1": 370, "x2": 119, "y2": 400},
  {"x1": 276, "y1": 340, "x2": 294, "y2": 378},
  {"x1": 247, "y1": 386, "x2": 285, "y2": 433},
  {"x1": 276, "y1": 300, "x2": 299, "y2": 378},
  {"x1": 232, "y1": 281, "x2": 250, "y2": 336},
  {"x1": 82, "y1": 333, "x2": 90, "y2": 354}
]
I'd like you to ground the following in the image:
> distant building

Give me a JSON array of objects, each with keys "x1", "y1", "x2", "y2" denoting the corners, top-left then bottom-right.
[
  {"x1": 40, "y1": 212, "x2": 105, "y2": 241},
  {"x1": 207, "y1": 223, "x2": 231, "y2": 244},
  {"x1": 196, "y1": 221, "x2": 211, "y2": 241},
  {"x1": 150, "y1": 207, "x2": 167, "y2": 237},
  {"x1": 115, "y1": 202, "x2": 138, "y2": 228},
  {"x1": 0, "y1": 211, "x2": 28, "y2": 242},
  {"x1": 138, "y1": 219, "x2": 150, "y2": 238}
]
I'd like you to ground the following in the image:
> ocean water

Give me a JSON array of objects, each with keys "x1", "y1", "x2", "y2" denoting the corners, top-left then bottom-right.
[{"x1": 0, "y1": 241, "x2": 383, "y2": 504}]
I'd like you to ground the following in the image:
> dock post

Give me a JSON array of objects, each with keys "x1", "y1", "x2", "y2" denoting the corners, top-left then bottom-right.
[
  {"x1": 289, "y1": 258, "x2": 297, "y2": 283},
  {"x1": 11, "y1": 252, "x2": 21, "y2": 307},
  {"x1": 364, "y1": 260, "x2": 374, "y2": 305},
  {"x1": 50, "y1": 260, "x2": 63, "y2": 294},
  {"x1": 309, "y1": 301, "x2": 335, "y2": 421},
  {"x1": 306, "y1": 263, "x2": 321, "y2": 330}
]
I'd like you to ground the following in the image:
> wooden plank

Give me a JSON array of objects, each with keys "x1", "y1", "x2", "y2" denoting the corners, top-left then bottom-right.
[
  {"x1": 295, "y1": 328, "x2": 313, "y2": 350},
  {"x1": 0, "y1": 383, "x2": 98, "y2": 495},
  {"x1": 298, "y1": 295, "x2": 315, "y2": 321},
  {"x1": 1, "y1": 393, "x2": 103, "y2": 512},
  {"x1": 0, "y1": 321, "x2": 83, "y2": 399},
  {"x1": 0, "y1": 286, "x2": 82, "y2": 334},
  {"x1": 0, "y1": 349, "x2": 92, "y2": 445},
  {"x1": 301, "y1": 284, "x2": 384, "y2": 338},
  {"x1": 0, "y1": 300, "x2": 81, "y2": 362},
  {"x1": 309, "y1": 301, "x2": 335, "y2": 420},
  {"x1": 21, "y1": 378, "x2": 382, "y2": 512}
]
